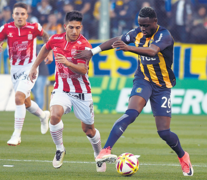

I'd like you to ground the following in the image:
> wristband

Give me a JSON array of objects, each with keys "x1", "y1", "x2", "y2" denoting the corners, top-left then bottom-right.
[{"x1": 91, "y1": 46, "x2": 102, "y2": 55}]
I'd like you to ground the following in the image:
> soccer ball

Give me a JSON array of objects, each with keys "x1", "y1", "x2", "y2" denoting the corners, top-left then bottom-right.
[{"x1": 115, "y1": 153, "x2": 139, "y2": 176}]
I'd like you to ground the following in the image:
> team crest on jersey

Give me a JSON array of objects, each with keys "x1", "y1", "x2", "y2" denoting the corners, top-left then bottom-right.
[
  {"x1": 8, "y1": 33, "x2": 13, "y2": 37},
  {"x1": 77, "y1": 41, "x2": 82, "y2": 44},
  {"x1": 126, "y1": 34, "x2": 130, "y2": 42},
  {"x1": 28, "y1": 34, "x2": 33, "y2": 40},
  {"x1": 149, "y1": 39, "x2": 153, "y2": 45},
  {"x1": 53, "y1": 47, "x2": 57, "y2": 51}
]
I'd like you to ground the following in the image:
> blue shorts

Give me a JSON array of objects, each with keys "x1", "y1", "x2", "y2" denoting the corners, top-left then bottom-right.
[{"x1": 130, "y1": 77, "x2": 171, "y2": 117}]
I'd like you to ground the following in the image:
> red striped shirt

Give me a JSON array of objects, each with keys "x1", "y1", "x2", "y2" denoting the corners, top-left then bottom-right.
[{"x1": 46, "y1": 33, "x2": 92, "y2": 93}]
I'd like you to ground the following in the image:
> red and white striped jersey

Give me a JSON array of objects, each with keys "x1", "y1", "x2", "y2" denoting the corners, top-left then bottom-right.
[
  {"x1": 46, "y1": 32, "x2": 92, "y2": 93},
  {"x1": 0, "y1": 22, "x2": 43, "y2": 66}
]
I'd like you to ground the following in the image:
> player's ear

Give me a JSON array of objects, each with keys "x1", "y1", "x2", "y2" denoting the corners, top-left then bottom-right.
[
  {"x1": 64, "y1": 24, "x2": 67, "y2": 30},
  {"x1": 154, "y1": 18, "x2": 158, "y2": 23}
]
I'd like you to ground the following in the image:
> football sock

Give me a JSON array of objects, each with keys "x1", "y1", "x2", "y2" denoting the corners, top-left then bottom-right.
[
  {"x1": 49, "y1": 120, "x2": 64, "y2": 151},
  {"x1": 87, "y1": 128, "x2": 102, "y2": 157},
  {"x1": 27, "y1": 100, "x2": 45, "y2": 119},
  {"x1": 14, "y1": 104, "x2": 26, "y2": 136},
  {"x1": 158, "y1": 129, "x2": 185, "y2": 158},
  {"x1": 103, "y1": 109, "x2": 139, "y2": 149}
]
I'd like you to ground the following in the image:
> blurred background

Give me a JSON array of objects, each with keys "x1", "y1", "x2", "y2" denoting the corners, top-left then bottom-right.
[{"x1": 0, "y1": 0, "x2": 207, "y2": 116}]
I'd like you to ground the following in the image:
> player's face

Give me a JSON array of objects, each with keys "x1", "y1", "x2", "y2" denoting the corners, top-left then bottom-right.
[
  {"x1": 13, "y1": 7, "x2": 28, "y2": 28},
  {"x1": 64, "y1": 21, "x2": 82, "y2": 41},
  {"x1": 138, "y1": 17, "x2": 158, "y2": 38}
]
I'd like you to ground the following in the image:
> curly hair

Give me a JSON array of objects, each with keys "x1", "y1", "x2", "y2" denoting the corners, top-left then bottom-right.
[{"x1": 139, "y1": 7, "x2": 157, "y2": 19}]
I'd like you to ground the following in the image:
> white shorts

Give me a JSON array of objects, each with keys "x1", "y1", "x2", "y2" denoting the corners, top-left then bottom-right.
[
  {"x1": 11, "y1": 63, "x2": 38, "y2": 98},
  {"x1": 50, "y1": 90, "x2": 94, "y2": 125}
]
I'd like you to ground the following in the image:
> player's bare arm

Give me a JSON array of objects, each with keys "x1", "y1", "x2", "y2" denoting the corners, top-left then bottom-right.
[
  {"x1": 112, "y1": 40, "x2": 160, "y2": 57},
  {"x1": 74, "y1": 36, "x2": 122, "y2": 60},
  {"x1": 0, "y1": 41, "x2": 4, "y2": 52},
  {"x1": 55, "y1": 53, "x2": 87, "y2": 75},
  {"x1": 41, "y1": 30, "x2": 53, "y2": 64},
  {"x1": 29, "y1": 45, "x2": 50, "y2": 82}
]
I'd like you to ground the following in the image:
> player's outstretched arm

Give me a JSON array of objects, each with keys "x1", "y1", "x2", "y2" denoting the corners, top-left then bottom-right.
[
  {"x1": 112, "y1": 40, "x2": 160, "y2": 57},
  {"x1": 74, "y1": 36, "x2": 122, "y2": 60},
  {"x1": 41, "y1": 30, "x2": 53, "y2": 64},
  {"x1": 45, "y1": 50, "x2": 53, "y2": 64},
  {"x1": 29, "y1": 45, "x2": 50, "y2": 82}
]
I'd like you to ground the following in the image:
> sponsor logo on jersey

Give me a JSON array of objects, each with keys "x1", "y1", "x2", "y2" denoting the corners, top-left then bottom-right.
[
  {"x1": 71, "y1": 49, "x2": 76, "y2": 55},
  {"x1": 8, "y1": 33, "x2": 13, "y2": 37},
  {"x1": 141, "y1": 56, "x2": 157, "y2": 61},
  {"x1": 8, "y1": 25, "x2": 15, "y2": 28},
  {"x1": 26, "y1": 25, "x2": 34, "y2": 29},
  {"x1": 54, "y1": 36, "x2": 63, "y2": 39},
  {"x1": 28, "y1": 34, "x2": 33, "y2": 40}
]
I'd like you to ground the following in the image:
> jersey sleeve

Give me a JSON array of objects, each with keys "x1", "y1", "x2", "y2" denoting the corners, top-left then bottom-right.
[
  {"x1": 121, "y1": 28, "x2": 138, "y2": 44},
  {"x1": 33, "y1": 23, "x2": 44, "y2": 37},
  {"x1": 45, "y1": 35, "x2": 54, "y2": 50},
  {"x1": 151, "y1": 30, "x2": 173, "y2": 51},
  {"x1": 77, "y1": 42, "x2": 92, "y2": 64},
  {"x1": 0, "y1": 25, "x2": 7, "y2": 41}
]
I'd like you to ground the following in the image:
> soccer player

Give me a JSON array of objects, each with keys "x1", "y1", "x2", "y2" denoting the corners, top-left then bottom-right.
[
  {"x1": 0, "y1": 3, "x2": 52, "y2": 146},
  {"x1": 74, "y1": 7, "x2": 193, "y2": 176},
  {"x1": 29, "y1": 11, "x2": 106, "y2": 172}
]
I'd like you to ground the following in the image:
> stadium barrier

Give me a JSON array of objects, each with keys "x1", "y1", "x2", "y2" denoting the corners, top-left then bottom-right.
[{"x1": 44, "y1": 78, "x2": 207, "y2": 115}]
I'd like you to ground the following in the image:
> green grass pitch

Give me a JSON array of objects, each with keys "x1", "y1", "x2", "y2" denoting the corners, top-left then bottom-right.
[{"x1": 0, "y1": 111, "x2": 207, "y2": 180}]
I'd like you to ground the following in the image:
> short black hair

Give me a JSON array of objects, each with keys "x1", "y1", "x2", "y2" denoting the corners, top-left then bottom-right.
[
  {"x1": 139, "y1": 7, "x2": 157, "y2": 19},
  {"x1": 13, "y1": 2, "x2": 28, "y2": 11},
  {"x1": 65, "y1": 11, "x2": 82, "y2": 24}
]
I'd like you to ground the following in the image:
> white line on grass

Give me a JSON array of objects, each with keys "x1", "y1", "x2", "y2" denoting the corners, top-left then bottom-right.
[{"x1": 0, "y1": 159, "x2": 206, "y2": 168}]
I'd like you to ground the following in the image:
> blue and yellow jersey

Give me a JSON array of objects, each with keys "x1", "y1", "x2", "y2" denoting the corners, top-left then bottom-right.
[{"x1": 121, "y1": 26, "x2": 176, "y2": 88}]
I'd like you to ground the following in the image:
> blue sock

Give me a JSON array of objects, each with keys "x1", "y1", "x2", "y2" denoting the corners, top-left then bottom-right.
[
  {"x1": 103, "y1": 109, "x2": 139, "y2": 149},
  {"x1": 158, "y1": 129, "x2": 185, "y2": 158}
]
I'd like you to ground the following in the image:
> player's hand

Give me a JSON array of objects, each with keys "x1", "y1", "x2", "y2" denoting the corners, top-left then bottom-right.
[
  {"x1": 45, "y1": 51, "x2": 53, "y2": 64},
  {"x1": 74, "y1": 50, "x2": 93, "y2": 60},
  {"x1": 112, "y1": 40, "x2": 129, "y2": 51},
  {"x1": 0, "y1": 42, "x2": 4, "y2": 53},
  {"x1": 29, "y1": 67, "x2": 38, "y2": 83},
  {"x1": 55, "y1": 53, "x2": 70, "y2": 67}
]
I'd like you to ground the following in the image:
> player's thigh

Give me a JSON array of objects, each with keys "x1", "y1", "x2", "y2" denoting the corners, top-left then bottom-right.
[
  {"x1": 14, "y1": 67, "x2": 38, "y2": 98},
  {"x1": 155, "y1": 116, "x2": 171, "y2": 131},
  {"x1": 72, "y1": 94, "x2": 94, "y2": 125},
  {"x1": 50, "y1": 90, "x2": 72, "y2": 114},
  {"x1": 150, "y1": 86, "x2": 171, "y2": 117},
  {"x1": 130, "y1": 77, "x2": 152, "y2": 112}
]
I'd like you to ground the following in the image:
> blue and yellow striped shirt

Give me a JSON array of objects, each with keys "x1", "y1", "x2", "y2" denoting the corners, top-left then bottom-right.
[{"x1": 121, "y1": 26, "x2": 176, "y2": 88}]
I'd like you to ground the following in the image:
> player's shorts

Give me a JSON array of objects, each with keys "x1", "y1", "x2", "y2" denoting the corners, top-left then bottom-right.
[
  {"x1": 130, "y1": 76, "x2": 171, "y2": 117},
  {"x1": 11, "y1": 63, "x2": 38, "y2": 98},
  {"x1": 50, "y1": 90, "x2": 94, "y2": 125}
]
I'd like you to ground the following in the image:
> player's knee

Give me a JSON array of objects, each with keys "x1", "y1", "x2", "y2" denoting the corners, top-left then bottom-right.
[
  {"x1": 50, "y1": 114, "x2": 62, "y2": 124},
  {"x1": 15, "y1": 93, "x2": 25, "y2": 105},
  {"x1": 125, "y1": 109, "x2": 139, "y2": 124},
  {"x1": 158, "y1": 129, "x2": 170, "y2": 141},
  {"x1": 83, "y1": 128, "x2": 95, "y2": 138}
]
